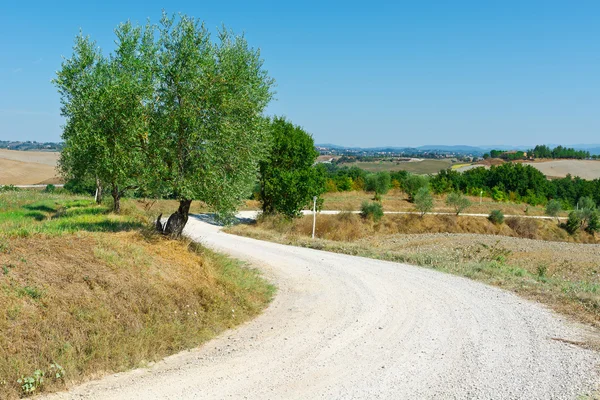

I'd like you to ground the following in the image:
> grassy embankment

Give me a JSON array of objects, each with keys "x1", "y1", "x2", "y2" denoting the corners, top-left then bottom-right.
[
  {"x1": 227, "y1": 211, "x2": 600, "y2": 331},
  {"x1": 319, "y1": 190, "x2": 564, "y2": 217},
  {"x1": 337, "y1": 158, "x2": 453, "y2": 174},
  {"x1": 0, "y1": 191, "x2": 274, "y2": 399}
]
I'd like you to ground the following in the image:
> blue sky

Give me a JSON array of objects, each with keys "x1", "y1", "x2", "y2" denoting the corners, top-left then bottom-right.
[{"x1": 1, "y1": 1, "x2": 599, "y2": 147}]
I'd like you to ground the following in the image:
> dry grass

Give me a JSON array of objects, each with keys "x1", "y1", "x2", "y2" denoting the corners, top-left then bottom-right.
[
  {"x1": 0, "y1": 150, "x2": 61, "y2": 185},
  {"x1": 227, "y1": 213, "x2": 600, "y2": 330},
  {"x1": 0, "y1": 192, "x2": 273, "y2": 398}
]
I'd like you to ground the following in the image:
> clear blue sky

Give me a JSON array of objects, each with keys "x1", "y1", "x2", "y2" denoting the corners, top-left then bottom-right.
[{"x1": 1, "y1": 1, "x2": 599, "y2": 147}]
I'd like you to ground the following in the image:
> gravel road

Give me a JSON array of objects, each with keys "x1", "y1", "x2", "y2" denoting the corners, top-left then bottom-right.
[{"x1": 45, "y1": 215, "x2": 599, "y2": 399}]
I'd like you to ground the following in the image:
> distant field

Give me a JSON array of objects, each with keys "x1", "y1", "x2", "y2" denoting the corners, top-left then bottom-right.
[
  {"x1": 338, "y1": 159, "x2": 453, "y2": 174},
  {"x1": 0, "y1": 149, "x2": 61, "y2": 185},
  {"x1": 524, "y1": 160, "x2": 600, "y2": 180}
]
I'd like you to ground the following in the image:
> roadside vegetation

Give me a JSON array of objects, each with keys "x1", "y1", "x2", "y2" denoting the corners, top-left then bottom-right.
[
  {"x1": 0, "y1": 191, "x2": 274, "y2": 399},
  {"x1": 227, "y1": 212, "x2": 600, "y2": 329}
]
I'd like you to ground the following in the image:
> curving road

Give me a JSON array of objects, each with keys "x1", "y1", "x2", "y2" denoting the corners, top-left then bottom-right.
[{"x1": 46, "y1": 214, "x2": 598, "y2": 399}]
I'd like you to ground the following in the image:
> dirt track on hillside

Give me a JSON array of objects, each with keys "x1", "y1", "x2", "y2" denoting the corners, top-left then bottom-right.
[{"x1": 44, "y1": 215, "x2": 599, "y2": 399}]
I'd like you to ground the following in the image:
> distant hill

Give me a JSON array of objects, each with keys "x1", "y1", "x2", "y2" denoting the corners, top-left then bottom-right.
[{"x1": 0, "y1": 141, "x2": 63, "y2": 151}]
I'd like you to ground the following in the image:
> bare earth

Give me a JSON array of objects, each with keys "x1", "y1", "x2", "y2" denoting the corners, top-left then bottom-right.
[
  {"x1": 0, "y1": 149, "x2": 61, "y2": 185},
  {"x1": 44, "y1": 215, "x2": 599, "y2": 399},
  {"x1": 524, "y1": 160, "x2": 600, "y2": 180}
]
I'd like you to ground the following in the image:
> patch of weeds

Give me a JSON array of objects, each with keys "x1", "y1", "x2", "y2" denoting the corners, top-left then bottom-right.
[
  {"x1": 17, "y1": 369, "x2": 45, "y2": 396},
  {"x1": 17, "y1": 285, "x2": 44, "y2": 300},
  {"x1": 6, "y1": 305, "x2": 21, "y2": 320},
  {"x1": 2, "y1": 263, "x2": 14, "y2": 276},
  {"x1": 537, "y1": 264, "x2": 548, "y2": 282}
]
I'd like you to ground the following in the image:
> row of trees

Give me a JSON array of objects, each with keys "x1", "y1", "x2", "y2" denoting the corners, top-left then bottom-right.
[
  {"x1": 56, "y1": 14, "x2": 323, "y2": 235},
  {"x1": 528, "y1": 145, "x2": 591, "y2": 160}
]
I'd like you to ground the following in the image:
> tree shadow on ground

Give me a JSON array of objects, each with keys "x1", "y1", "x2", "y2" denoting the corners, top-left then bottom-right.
[
  {"x1": 190, "y1": 214, "x2": 256, "y2": 227},
  {"x1": 52, "y1": 220, "x2": 145, "y2": 233},
  {"x1": 23, "y1": 204, "x2": 57, "y2": 213}
]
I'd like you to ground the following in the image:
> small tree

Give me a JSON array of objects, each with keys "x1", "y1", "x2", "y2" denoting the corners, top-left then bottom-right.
[
  {"x1": 577, "y1": 196, "x2": 597, "y2": 227},
  {"x1": 259, "y1": 117, "x2": 325, "y2": 218},
  {"x1": 446, "y1": 192, "x2": 471, "y2": 215},
  {"x1": 565, "y1": 211, "x2": 582, "y2": 234},
  {"x1": 403, "y1": 174, "x2": 429, "y2": 202},
  {"x1": 360, "y1": 201, "x2": 383, "y2": 222},
  {"x1": 414, "y1": 187, "x2": 433, "y2": 217},
  {"x1": 488, "y1": 209, "x2": 504, "y2": 225},
  {"x1": 365, "y1": 171, "x2": 391, "y2": 195},
  {"x1": 586, "y1": 212, "x2": 599, "y2": 234},
  {"x1": 545, "y1": 199, "x2": 562, "y2": 223}
]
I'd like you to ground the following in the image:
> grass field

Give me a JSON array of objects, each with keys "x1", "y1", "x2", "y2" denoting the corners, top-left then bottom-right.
[
  {"x1": 227, "y1": 213, "x2": 600, "y2": 332},
  {"x1": 0, "y1": 191, "x2": 273, "y2": 399},
  {"x1": 0, "y1": 149, "x2": 61, "y2": 185},
  {"x1": 337, "y1": 159, "x2": 453, "y2": 174}
]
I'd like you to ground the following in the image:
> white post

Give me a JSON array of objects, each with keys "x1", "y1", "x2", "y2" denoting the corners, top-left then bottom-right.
[{"x1": 312, "y1": 196, "x2": 317, "y2": 239}]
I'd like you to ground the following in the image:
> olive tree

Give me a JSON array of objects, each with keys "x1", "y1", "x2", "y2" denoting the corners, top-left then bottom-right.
[
  {"x1": 414, "y1": 187, "x2": 434, "y2": 217},
  {"x1": 150, "y1": 14, "x2": 274, "y2": 236},
  {"x1": 446, "y1": 192, "x2": 471, "y2": 215},
  {"x1": 55, "y1": 23, "x2": 155, "y2": 212}
]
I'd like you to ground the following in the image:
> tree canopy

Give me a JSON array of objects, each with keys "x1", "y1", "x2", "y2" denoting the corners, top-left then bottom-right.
[{"x1": 259, "y1": 117, "x2": 325, "y2": 217}]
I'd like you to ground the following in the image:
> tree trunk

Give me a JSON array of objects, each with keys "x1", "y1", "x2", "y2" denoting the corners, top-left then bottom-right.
[
  {"x1": 94, "y1": 177, "x2": 102, "y2": 204},
  {"x1": 156, "y1": 199, "x2": 192, "y2": 238},
  {"x1": 111, "y1": 184, "x2": 121, "y2": 214}
]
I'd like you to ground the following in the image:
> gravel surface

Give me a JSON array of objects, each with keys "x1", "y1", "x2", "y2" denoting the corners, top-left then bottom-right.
[{"x1": 45, "y1": 215, "x2": 599, "y2": 399}]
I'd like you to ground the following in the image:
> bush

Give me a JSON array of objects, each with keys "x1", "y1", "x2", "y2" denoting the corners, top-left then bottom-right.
[
  {"x1": 44, "y1": 184, "x2": 56, "y2": 193},
  {"x1": 545, "y1": 199, "x2": 562, "y2": 220},
  {"x1": 586, "y1": 212, "x2": 599, "y2": 234},
  {"x1": 360, "y1": 201, "x2": 383, "y2": 222},
  {"x1": 446, "y1": 192, "x2": 471, "y2": 215},
  {"x1": 488, "y1": 210, "x2": 504, "y2": 225},
  {"x1": 565, "y1": 211, "x2": 581, "y2": 235},
  {"x1": 403, "y1": 174, "x2": 429, "y2": 202},
  {"x1": 0, "y1": 184, "x2": 20, "y2": 192}
]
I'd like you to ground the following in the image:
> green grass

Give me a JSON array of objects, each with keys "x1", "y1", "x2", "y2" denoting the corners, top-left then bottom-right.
[{"x1": 0, "y1": 192, "x2": 144, "y2": 238}]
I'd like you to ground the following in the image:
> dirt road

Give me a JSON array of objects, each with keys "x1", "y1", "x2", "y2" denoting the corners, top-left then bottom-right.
[{"x1": 45, "y1": 215, "x2": 599, "y2": 399}]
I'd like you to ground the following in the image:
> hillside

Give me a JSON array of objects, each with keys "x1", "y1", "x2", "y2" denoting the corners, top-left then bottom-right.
[{"x1": 0, "y1": 149, "x2": 61, "y2": 185}]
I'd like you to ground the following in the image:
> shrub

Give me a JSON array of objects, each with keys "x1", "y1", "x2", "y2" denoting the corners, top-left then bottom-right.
[
  {"x1": 565, "y1": 211, "x2": 581, "y2": 235},
  {"x1": 365, "y1": 171, "x2": 391, "y2": 195},
  {"x1": 360, "y1": 201, "x2": 383, "y2": 222},
  {"x1": 403, "y1": 174, "x2": 429, "y2": 202},
  {"x1": 0, "y1": 184, "x2": 20, "y2": 192},
  {"x1": 44, "y1": 184, "x2": 56, "y2": 193},
  {"x1": 446, "y1": 192, "x2": 471, "y2": 215},
  {"x1": 586, "y1": 212, "x2": 599, "y2": 234},
  {"x1": 545, "y1": 199, "x2": 562, "y2": 221},
  {"x1": 414, "y1": 187, "x2": 434, "y2": 217},
  {"x1": 488, "y1": 210, "x2": 504, "y2": 225}
]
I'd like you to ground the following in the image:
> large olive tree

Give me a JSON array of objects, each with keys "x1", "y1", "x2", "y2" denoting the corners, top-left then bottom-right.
[{"x1": 150, "y1": 14, "x2": 274, "y2": 236}]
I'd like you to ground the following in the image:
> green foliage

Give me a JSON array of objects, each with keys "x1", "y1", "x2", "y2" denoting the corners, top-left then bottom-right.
[
  {"x1": 529, "y1": 144, "x2": 590, "y2": 160},
  {"x1": 403, "y1": 174, "x2": 429, "y2": 202},
  {"x1": 360, "y1": 201, "x2": 383, "y2": 222},
  {"x1": 365, "y1": 171, "x2": 391, "y2": 194},
  {"x1": 259, "y1": 117, "x2": 325, "y2": 217},
  {"x1": 146, "y1": 14, "x2": 274, "y2": 220},
  {"x1": 446, "y1": 192, "x2": 471, "y2": 215},
  {"x1": 488, "y1": 210, "x2": 504, "y2": 225},
  {"x1": 414, "y1": 187, "x2": 433, "y2": 217},
  {"x1": 0, "y1": 185, "x2": 20, "y2": 192},
  {"x1": 43, "y1": 184, "x2": 56, "y2": 193},
  {"x1": 586, "y1": 212, "x2": 599, "y2": 234},
  {"x1": 545, "y1": 199, "x2": 562, "y2": 219},
  {"x1": 565, "y1": 211, "x2": 581, "y2": 234},
  {"x1": 17, "y1": 370, "x2": 44, "y2": 395}
]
